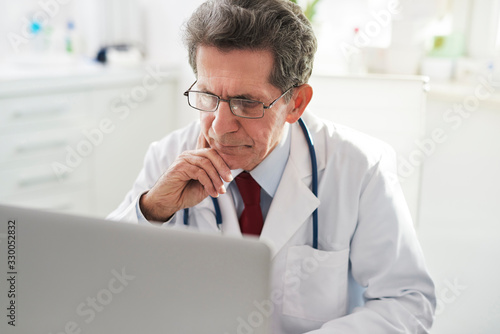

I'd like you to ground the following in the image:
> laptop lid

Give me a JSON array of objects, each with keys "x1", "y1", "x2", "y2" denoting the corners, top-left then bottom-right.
[{"x1": 0, "y1": 204, "x2": 271, "y2": 334}]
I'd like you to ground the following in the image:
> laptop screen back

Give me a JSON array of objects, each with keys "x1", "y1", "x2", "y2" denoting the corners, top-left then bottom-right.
[{"x1": 0, "y1": 205, "x2": 271, "y2": 334}]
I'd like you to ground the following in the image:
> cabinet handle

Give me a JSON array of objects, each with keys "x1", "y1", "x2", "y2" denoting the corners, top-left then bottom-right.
[
  {"x1": 16, "y1": 139, "x2": 69, "y2": 153},
  {"x1": 17, "y1": 172, "x2": 67, "y2": 188},
  {"x1": 12, "y1": 104, "x2": 67, "y2": 119},
  {"x1": 44, "y1": 201, "x2": 73, "y2": 212}
]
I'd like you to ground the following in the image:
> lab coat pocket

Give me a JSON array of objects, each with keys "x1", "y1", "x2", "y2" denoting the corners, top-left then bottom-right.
[{"x1": 282, "y1": 245, "x2": 349, "y2": 322}]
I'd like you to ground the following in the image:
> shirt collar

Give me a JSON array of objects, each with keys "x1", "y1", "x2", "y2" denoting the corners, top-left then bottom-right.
[{"x1": 227, "y1": 123, "x2": 291, "y2": 197}]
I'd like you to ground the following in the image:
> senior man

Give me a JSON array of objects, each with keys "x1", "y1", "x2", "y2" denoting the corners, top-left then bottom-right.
[{"x1": 108, "y1": 0, "x2": 436, "y2": 333}]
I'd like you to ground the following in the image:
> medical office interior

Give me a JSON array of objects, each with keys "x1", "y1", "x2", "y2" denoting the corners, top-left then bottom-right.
[{"x1": 0, "y1": 0, "x2": 499, "y2": 332}]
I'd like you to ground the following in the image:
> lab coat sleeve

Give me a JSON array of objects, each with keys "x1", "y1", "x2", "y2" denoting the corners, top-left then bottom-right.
[{"x1": 307, "y1": 147, "x2": 436, "y2": 334}]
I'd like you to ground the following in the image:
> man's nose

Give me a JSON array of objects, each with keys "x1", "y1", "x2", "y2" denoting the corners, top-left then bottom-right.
[{"x1": 211, "y1": 100, "x2": 239, "y2": 136}]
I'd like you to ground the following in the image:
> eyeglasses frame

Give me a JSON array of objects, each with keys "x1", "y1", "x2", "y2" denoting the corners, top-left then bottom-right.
[{"x1": 183, "y1": 81, "x2": 298, "y2": 119}]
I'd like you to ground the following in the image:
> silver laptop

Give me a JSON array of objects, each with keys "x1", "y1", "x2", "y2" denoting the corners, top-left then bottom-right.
[{"x1": 0, "y1": 204, "x2": 271, "y2": 334}]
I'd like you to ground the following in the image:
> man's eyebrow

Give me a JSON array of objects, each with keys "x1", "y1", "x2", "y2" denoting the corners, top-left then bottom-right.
[
  {"x1": 232, "y1": 93, "x2": 260, "y2": 101},
  {"x1": 197, "y1": 86, "x2": 262, "y2": 101}
]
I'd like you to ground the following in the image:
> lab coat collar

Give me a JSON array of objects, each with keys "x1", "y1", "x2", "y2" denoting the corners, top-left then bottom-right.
[
  {"x1": 216, "y1": 193, "x2": 243, "y2": 237},
  {"x1": 259, "y1": 113, "x2": 325, "y2": 257}
]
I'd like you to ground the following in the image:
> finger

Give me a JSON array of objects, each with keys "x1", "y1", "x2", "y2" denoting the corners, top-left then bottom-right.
[
  {"x1": 198, "y1": 148, "x2": 233, "y2": 183},
  {"x1": 183, "y1": 163, "x2": 223, "y2": 198},
  {"x1": 185, "y1": 143, "x2": 233, "y2": 184},
  {"x1": 196, "y1": 168, "x2": 225, "y2": 198},
  {"x1": 195, "y1": 134, "x2": 232, "y2": 182},
  {"x1": 184, "y1": 154, "x2": 228, "y2": 194},
  {"x1": 197, "y1": 132, "x2": 210, "y2": 149}
]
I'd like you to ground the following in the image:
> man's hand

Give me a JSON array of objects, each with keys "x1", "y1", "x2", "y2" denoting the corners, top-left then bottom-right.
[{"x1": 139, "y1": 133, "x2": 233, "y2": 222}]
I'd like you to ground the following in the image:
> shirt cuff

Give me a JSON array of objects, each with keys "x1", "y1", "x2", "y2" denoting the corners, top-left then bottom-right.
[
  {"x1": 135, "y1": 197, "x2": 149, "y2": 223},
  {"x1": 135, "y1": 192, "x2": 176, "y2": 225}
]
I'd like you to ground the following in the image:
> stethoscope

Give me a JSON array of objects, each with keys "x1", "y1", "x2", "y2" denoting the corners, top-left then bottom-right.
[{"x1": 183, "y1": 117, "x2": 319, "y2": 249}]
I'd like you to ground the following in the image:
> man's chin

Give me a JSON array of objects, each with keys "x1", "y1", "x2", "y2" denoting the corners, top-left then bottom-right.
[
  {"x1": 219, "y1": 154, "x2": 255, "y2": 171},
  {"x1": 223, "y1": 158, "x2": 246, "y2": 171}
]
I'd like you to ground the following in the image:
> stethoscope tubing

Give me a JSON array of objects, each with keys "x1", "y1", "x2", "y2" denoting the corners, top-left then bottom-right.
[{"x1": 298, "y1": 118, "x2": 319, "y2": 249}]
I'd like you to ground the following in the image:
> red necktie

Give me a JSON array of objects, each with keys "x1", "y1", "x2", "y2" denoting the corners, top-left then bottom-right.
[{"x1": 235, "y1": 172, "x2": 264, "y2": 236}]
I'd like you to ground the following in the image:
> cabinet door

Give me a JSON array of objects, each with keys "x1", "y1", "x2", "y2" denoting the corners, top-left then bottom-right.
[
  {"x1": 0, "y1": 92, "x2": 93, "y2": 215},
  {"x1": 0, "y1": 92, "x2": 88, "y2": 135},
  {"x1": 308, "y1": 74, "x2": 427, "y2": 226}
]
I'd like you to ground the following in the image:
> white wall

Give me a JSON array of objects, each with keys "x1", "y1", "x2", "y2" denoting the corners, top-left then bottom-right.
[
  {"x1": 138, "y1": 0, "x2": 204, "y2": 65},
  {"x1": 417, "y1": 88, "x2": 500, "y2": 333},
  {"x1": 0, "y1": 0, "x2": 203, "y2": 63}
]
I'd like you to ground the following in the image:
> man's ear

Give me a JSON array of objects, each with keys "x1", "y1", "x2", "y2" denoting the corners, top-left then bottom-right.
[{"x1": 286, "y1": 84, "x2": 313, "y2": 124}]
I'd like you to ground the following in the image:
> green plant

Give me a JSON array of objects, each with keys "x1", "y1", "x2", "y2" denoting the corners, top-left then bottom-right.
[{"x1": 290, "y1": 0, "x2": 321, "y2": 22}]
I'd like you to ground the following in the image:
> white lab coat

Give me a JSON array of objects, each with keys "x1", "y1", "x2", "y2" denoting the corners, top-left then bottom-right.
[{"x1": 108, "y1": 111, "x2": 436, "y2": 333}]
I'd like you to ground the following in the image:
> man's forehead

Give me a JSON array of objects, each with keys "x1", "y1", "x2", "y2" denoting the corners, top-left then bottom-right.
[
  {"x1": 196, "y1": 46, "x2": 273, "y2": 77},
  {"x1": 195, "y1": 77, "x2": 269, "y2": 101},
  {"x1": 195, "y1": 46, "x2": 277, "y2": 97}
]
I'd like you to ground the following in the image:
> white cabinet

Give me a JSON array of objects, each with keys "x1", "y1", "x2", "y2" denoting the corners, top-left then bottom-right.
[
  {"x1": 416, "y1": 81, "x2": 500, "y2": 334},
  {"x1": 90, "y1": 82, "x2": 177, "y2": 217},
  {"x1": 0, "y1": 90, "x2": 92, "y2": 214},
  {"x1": 308, "y1": 74, "x2": 428, "y2": 225},
  {"x1": 0, "y1": 67, "x2": 178, "y2": 218}
]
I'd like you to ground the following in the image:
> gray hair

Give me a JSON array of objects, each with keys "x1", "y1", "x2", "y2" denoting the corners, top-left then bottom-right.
[{"x1": 182, "y1": 0, "x2": 317, "y2": 98}]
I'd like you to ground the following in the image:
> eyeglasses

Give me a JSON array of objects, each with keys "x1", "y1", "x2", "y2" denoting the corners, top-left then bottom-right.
[{"x1": 183, "y1": 81, "x2": 296, "y2": 119}]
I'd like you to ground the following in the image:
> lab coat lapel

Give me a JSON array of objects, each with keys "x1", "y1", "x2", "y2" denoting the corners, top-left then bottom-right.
[
  {"x1": 260, "y1": 119, "x2": 321, "y2": 258},
  {"x1": 217, "y1": 193, "x2": 243, "y2": 237},
  {"x1": 189, "y1": 195, "x2": 240, "y2": 235}
]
